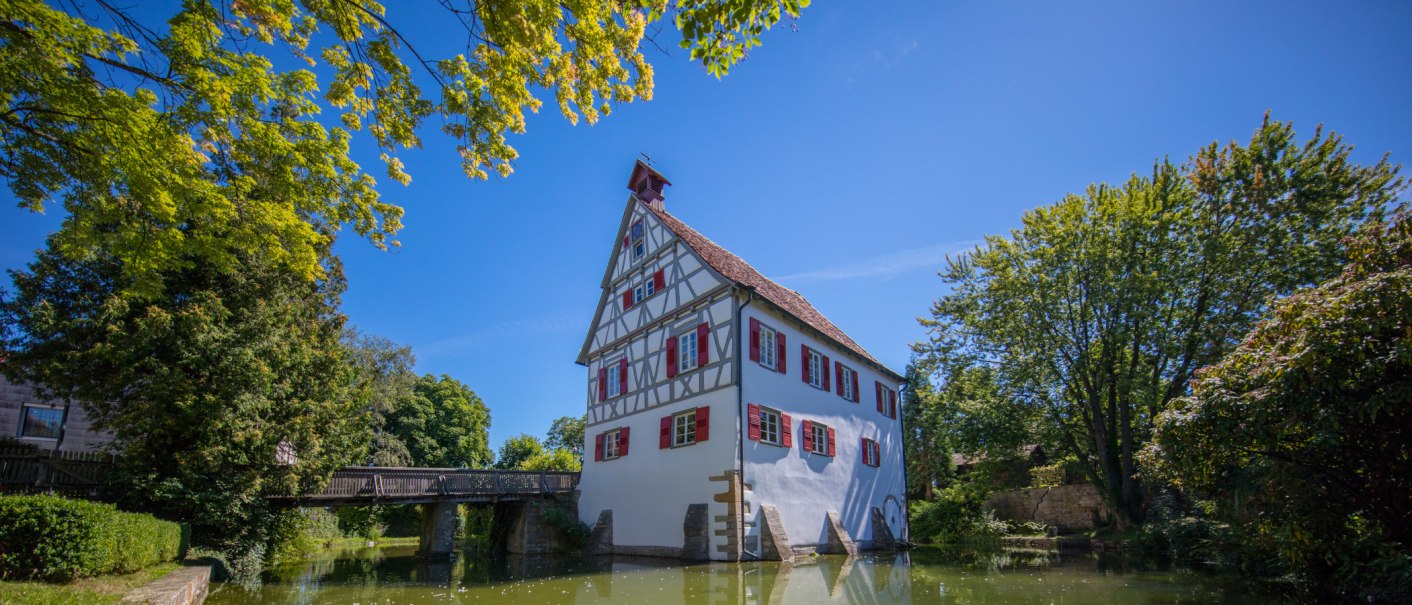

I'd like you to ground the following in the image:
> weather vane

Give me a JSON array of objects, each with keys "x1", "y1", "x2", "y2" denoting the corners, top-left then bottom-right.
[{"x1": 639, "y1": 152, "x2": 654, "y2": 166}]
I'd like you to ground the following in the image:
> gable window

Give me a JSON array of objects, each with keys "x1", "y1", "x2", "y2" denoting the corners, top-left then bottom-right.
[
  {"x1": 679, "y1": 331, "x2": 698, "y2": 372},
  {"x1": 19, "y1": 404, "x2": 62, "y2": 440},
  {"x1": 861, "y1": 437, "x2": 881, "y2": 467},
  {"x1": 802, "y1": 419, "x2": 835, "y2": 457},
  {"x1": 606, "y1": 362, "x2": 623, "y2": 398},
  {"x1": 749, "y1": 318, "x2": 787, "y2": 374},
  {"x1": 673, "y1": 410, "x2": 697, "y2": 446},
  {"x1": 621, "y1": 269, "x2": 665, "y2": 310},
  {"x1": 631, "y1": 220, "x2": 646, "y2": 260},
  {"x1": 747, "y1": 404, "x2": 791, "y2": 447},
  {"x1": 633, "y1": 284, "x2": 645, "y2": 304},
  {"x1": 595, "y1": 427, "x2": 629, "y2": 461},
  {"x1": 667, "y1": 323, "x2": 710, "y2": 378}
]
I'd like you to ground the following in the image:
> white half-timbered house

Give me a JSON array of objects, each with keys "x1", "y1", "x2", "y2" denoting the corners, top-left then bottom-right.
[{"x1": 576, "y1": 162, "x2": 907, "y2": 561}]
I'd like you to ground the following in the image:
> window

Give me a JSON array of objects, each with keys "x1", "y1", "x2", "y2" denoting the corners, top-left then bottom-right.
[
  {"x1": 839, "y1": 364, "x2": 855, "y2": 400},
  {"x1": 633, "y1": 284, "x2": 645, "y2": 304},
  {"x1": 644, "y1": 277, "x2": 655, "y2": 298},
  {"x1": 673, "y1": 410, "x2": 697, "y2": 447},
  {"x1": 802, "y1": 420, "x2": 834, "y2": 457},
  {"x1": 607, "y1": 363, "x2": 622, "y2": 397},
  {"x1": 631, "y1": 220, "x2": 645, "y2": 260},
  {"x1": 759, "y1": 325, "x2": 777, "y2": 370},
  {"x1": 877, "y1": 382, "x2": 898, "y2": 419},
  {"x1": 759, "y1": 409, "x2": 780, "y2": 445},
  {"x1": 604, "y1": 429, "x2": 622, "y2": 459},
  {"x1": 862, "y1": 437, "x2": 881, "y2": 467},
  {"x1": 678, "y1": 331, "x2": 699, "y2": 373},
  {"x1": 19, "y1": 404, "x2": 61, "y2": 440},
  {"x1": 807, "y1": 349, "x2": 824, "y2": 389}
]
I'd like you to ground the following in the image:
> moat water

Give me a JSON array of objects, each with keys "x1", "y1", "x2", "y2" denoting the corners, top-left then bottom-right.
[{"x1": 204, "y1": 544, "x2": 1291, "y2": 604}]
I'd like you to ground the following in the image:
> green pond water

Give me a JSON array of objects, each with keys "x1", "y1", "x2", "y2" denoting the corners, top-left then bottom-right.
[{"x1": 205, "y1": 544, "x2": 1290, "y2": 604}]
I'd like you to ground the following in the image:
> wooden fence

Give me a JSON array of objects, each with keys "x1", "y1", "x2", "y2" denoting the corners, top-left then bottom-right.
[
  {"x1": 271, "y1": 467, "x2": 580, "y2": 506},
  {"x1": 0, "y1": 447, "x2": 114, "y2": 496}
]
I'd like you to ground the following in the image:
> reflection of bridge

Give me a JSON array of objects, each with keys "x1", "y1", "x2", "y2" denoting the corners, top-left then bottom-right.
[{"x1": 267, "y1": 467, "x2": 580, "y2": 506}]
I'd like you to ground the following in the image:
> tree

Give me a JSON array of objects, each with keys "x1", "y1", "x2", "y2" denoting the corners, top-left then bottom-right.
[
  {"x1": 384, "y1": 374, "x2": 493, "y2": 468},
  {"x1": 0, "y1": 240, "x2": 367, "y2": 550},
  {"x1": 1143, "y1": 210, "x2": 1412, "y2": 601},
  {"x1": 494, "y1": 433, "x2": 543, "y2": 470},
  {"x1": 544, "y1": 415, "x2": 585, "y2": 457},
  {"x1": 520, "y1": 448, "x2": 582, "y2": 472},
  {"x1": 916, "y1": 116, "x2": 1403, "y2": 527},
  {"x1": 1, "y1": 0, "x2": 811, "y2": 296},
  {"x1": 344, "y1": 329, "x2": 418, "y2": 467}
]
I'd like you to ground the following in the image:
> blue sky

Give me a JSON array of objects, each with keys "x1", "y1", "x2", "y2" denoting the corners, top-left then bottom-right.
[{"x1": 3, "y1": 1, "x2": 1410, "y2": 452}]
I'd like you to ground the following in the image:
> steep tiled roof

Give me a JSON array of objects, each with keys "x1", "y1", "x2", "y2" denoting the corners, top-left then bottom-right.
[{"x1": 644, "y1": 204, "x2": 901, "y2": 379}]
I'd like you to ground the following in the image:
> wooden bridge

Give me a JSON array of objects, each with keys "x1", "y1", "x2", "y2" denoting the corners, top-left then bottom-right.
[{"x1": 267, "y1": 466, "x2": 580, "y2": 506}]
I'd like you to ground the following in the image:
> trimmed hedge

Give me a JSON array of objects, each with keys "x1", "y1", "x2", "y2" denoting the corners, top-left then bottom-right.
[{"x1": 0, "y1": 495, "x2": 185, "y2": 581}]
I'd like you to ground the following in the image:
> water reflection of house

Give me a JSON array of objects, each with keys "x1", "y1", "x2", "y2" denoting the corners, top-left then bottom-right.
[
  {"x1": 0, "y1": 374, "x2": 111, "y2": 452},
  {"x1": 576, "y1": 162, "x2": 908, "y2": 561}
]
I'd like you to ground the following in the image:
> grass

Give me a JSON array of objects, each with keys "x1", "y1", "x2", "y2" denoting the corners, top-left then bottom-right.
[{"x1": 0, "y1": 562, "x2": 181, "y2": 605}]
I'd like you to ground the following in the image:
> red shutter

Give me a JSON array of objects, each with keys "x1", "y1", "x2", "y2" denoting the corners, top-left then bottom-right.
[
  {"x1": 623, "y1": 235, "x2": 629, "y2": 248},
  {"x1": 622, "y1": 290, "x2": 632, "y2": 310},
  {"x1": 598, "y1": 368, "x2": 608, "y2": 402},
  {"x1": 822, "y1": 355, "x2": 831, "y2": 388},
  {"x1": 802, "y1": 420, "x2": 814, "y2": 452},
  {"x1": 666, "y1": 336, "x2": 678, "y2": 378},
  {"x1": 874, "y1": 441, "x2": 881, "y2": 467},
  {"x1": 653, "y1": 269, "x2": 665, "y2": 292},
  {"x1": 747, "y1": 404, "x2": 761, "y2": 441},
  {"x1": 861, "y1": 438, "x2": 869, "y2": 466},
  {"x1": 749, "y1": 318, "x2": 761, "y2": 362},
  {"x1": 660, "y1": 416, "x2": 672, "y2": 449},
  {"x1": 618, "y1": 358, "x2": 628, "y2": 395},
  {"x1": 777, "y1": 332, "x2": 787, "y2": 374},
  {"x1": 889, "y1": 389, "x2": 898, "y2": 419},
  {"x1": 697, "y1": 323, "x2": 709, "y2": 365},
  {"x1": 696, "y1": 406, "x2": 710, "y2": 442},
  {"x1": 595, "y1": 433, "x2": 605, "y2": 461},
  {"x1": 827, "y1": 427, "x2": 836, "y2": 457},
  {"x1": 781, "y1": 413, "x2": 792, "y2": 448},
  {"x1": 852, "y1": 370, "x2": 861, "y2": 402},
  {"x1": 619, "y1": 427, "x2": 630, "y2": 457},
  {"x1": 801, "y1": 345, "x2": 810, "y2": 384},
  {"x1": 834, "y1": 361, "x2": 844, "y2": 396},
  {"x1": 876, "y1": 382, "x2": 885, "y2": 413}
]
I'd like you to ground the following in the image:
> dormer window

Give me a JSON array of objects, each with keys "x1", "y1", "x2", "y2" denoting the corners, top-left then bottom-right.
[{"x1": 631, "y1": 220, "x2": 646, "y2": 260}]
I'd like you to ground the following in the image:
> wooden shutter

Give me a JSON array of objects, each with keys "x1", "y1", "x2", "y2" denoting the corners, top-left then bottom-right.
[
  {"x1": 876, "y1": 382, "x2": 885, "y2": 413},
  {"x1": 851, "y1": 370, "x2": 861, "y2": 402},
  {"x1": 619, "y1": 427, "x2": 630, "y2": 457},
  {"x1": 666, "y1": 336, "x2": 678, "y2": 378},
  {"x1": 594, "y1": 433, "x2": 605, "y2": 461},
  {"x1": 623, "y1": 235, "x2": 629, "y2": 248},
  {"x1": 889, "y1": 389, "x2": 898, "y2": 419},
  {"x1": 618, "y1": 358, "x2": 628, "y2": 395},
  {"x1": 749, "y1": 318, "x2": 761, "y2": 362},
  {"x1": 860, "y1": 438, "x2": 868, "y2": 465},
  {"x1": 800, "y1": 345, "x2": 810, "y2": 383},
  {"x1": 777, "y1": 332, "x2": 787, "y2": 374},
  {"x1": 822, "y1": 355, "x2": 831, "y2": 388},
  {"x1": 747, "y1": 404, "x2": 761, "y2": 441},
  {"x1": 621, "y1": 290, "x2": 633, "y2": 310},
  {"x1": 659, "y1": 416, "x2": 672, "y2": 449},
  {"x1": 697, "y1": 406, "x2": 710, "y2": 442},
  {"x1": 835, "y1": 361, "x2": 844, "y2": 396},
  {"x1": 598, "y1": 367, "x2": 608, "y2": 401},
  {"x1": 781, "y1": 413, "x2": 792, "y2": 448},
  {"x1": 802, "y1": 420, "x2": 814, "y2": 452},
  {"x1": 696, "y1": 323, "x2": 709, "y2": 365},
  {"x1": 653, "y1": 269, "x2": 665, "y2": 292},
  {"x1": 873, "y1": 440, "x2": 881, "y2": 466},
  {"x1": 827, "y1": 427, "x2": 836, "y2": 457}
]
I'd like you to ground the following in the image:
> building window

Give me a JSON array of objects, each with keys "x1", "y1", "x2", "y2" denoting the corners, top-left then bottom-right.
[
  {"x1": 839, "y1": 364, "x2": 855, "y2": 400},
  {"x1": 807, "y1": 349, "x2": 824, "y2": 389},
  {"x1": 759, "y1": 325, "x2": 777, "y2": 370},
  {"x1": 631, "y1": 220, "x2": 645, "y2": 260},
  {"x1": 633, "y1": 284, "x2": 645, "y2": 304},
  {"x1": 19, "y1": 404, "x2": 61, "y2": 440},
  {"x1": 673, "y1": 410, "x2": 697, "y2": 447},
  {"x1": 678, "y1": 331, "x2": 699, "y2": 373},
  {"x1": 862, "y1": 437, "x2": 881, "y2": 467},
  {"x1": 759, "y1": 408, "x2": 781, "y2": 445},
  {"x1": 604, "y1": 429, "x2": 622, "y2": 460},
  {"x1": 877, "y1": 382, "x2": 898, "y2": 419},
  {"x1": 805, "y1": 421, "x2": 832, "y2": 456},
  {"x1": 607, "y1": 363, "x2": 622, "y2": 397},
  {"x1": 644, "y1": 277, "x2": 655, "y2": 298}
]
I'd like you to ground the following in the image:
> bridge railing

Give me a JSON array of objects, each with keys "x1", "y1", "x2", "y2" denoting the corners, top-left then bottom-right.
[
  {"x1": 276, "y1": 467, "x2": 580, "y2": 503},
  {"x1": 0, "y1": 447, "x2": 114, "y2": 497}
]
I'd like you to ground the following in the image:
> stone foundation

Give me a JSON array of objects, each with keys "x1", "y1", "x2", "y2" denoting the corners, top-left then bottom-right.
[
  {"x1": 819, "y1": 510, "x2": 858, "y2": 556},
  {"x1": 588, "y1": 509, "x2": 613, "y2": 555},
  {"x1": 710, "y1": 470, "x2": 751, "y2": 561},
  {"x1": 682, "y1": 503, "x2": 710, "y2": 561},
  {"x1": 984, "y1": 484, "x2": 1114, "y2": 532},
  {"x1": 758, "y1": 505, "x2": 793, "y2": 562},
  {"x1": 870, "y1": 507, "x2": 898, "y2": 550}
]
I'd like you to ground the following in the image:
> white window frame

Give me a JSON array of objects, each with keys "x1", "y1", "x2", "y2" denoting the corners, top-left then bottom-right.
[
  {"x1": 810, "y1": 422, "x2": 829, "y2": 455},
  {"x1": 633, "y1": 284, "x2": 645, "y2": 304},
  {"x1": 840, "y1": 365, "x2": 855, "y2": 400},
  {"x1": 759, "y1": 408, "x2": 781, "y2": 445},
  {"x1": 604, "y1": 429, "x2": 622, "y2": 459},
  {"x1": 631, "y1": 220, "x2": 646, "y2": 260},
  {"x1": 863, "y1": 437, "x2": 879, "y2": 467},
  {"x1": 18, "y1": 403, "x2": 62, "y2": 440},
  {"x1": 807, "y1": 349, "x2": 823, "y2": 389},
  {"x1": 678, "y1": 331, "x2": 699, "y2": 373},
  {"x1": 606, "y1": 363, "x2": 622, "y2": 398},
  {"x1": 673, "y1": 410, "x2": 697, "y2": 447},
  {"x1": 644, "y1": 277, "x2": 655, "y2": 297},
  {"x1": 759, "y1": 325, "x2": 777, "y2": 370}
]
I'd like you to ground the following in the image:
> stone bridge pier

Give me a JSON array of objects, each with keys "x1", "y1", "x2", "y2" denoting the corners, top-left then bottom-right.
[{"x1": 418, "y1": 495, "x2": 580, "y2": 559}]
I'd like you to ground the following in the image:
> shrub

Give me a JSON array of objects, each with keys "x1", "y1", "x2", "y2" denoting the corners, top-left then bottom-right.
[{"x1": 0, "y1": 495, "x2": 184, "y2": 581}]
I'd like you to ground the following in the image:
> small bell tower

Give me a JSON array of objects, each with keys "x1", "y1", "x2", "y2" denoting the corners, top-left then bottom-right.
[{"x1": 627, "y1": 159, "x2": 672, "y2": 210}]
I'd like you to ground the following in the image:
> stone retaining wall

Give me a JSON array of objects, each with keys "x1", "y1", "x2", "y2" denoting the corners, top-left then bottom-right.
[
  {"x1": 122, "y1": 565, "x2": 211, "y2": 605},
  {"x1": 984, "y1": 484, "x2": 1113, "y2": 531}
]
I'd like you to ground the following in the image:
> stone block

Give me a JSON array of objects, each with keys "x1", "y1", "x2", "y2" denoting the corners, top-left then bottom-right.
[
  {"x1": 758, "y1": 505, "x2": 793, "y2": 562},
  {"x1": 682, "y1": 503, "x2": 710, "y2": 561},
  {"x1": 589, "y1": 509, "x2": 613, "y2": 555},
  {"x1": 870, "y1": 507, "x2": 898, "y2": 550},
  {"x1": 820, "y1": 510, "x2": 858, "y2": 556}
]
